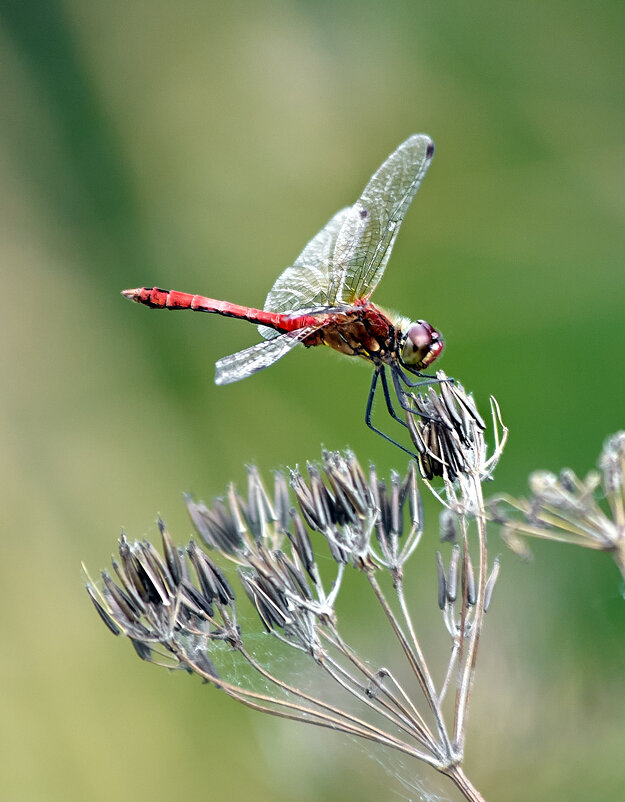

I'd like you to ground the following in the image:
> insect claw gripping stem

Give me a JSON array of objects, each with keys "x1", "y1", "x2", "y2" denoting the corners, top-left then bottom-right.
[
  {"x1": 390, "y1": 369, "x2": 441, "y2": 426},
  {"x1": 365, "y1": 368, "x2": 422, "y2": 460},
  {"x1": 363, "y1": 365, "x2": 483, "y2": 480}
]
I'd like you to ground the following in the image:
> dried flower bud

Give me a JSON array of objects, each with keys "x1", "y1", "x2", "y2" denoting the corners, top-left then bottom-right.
[
  {"x1": 464, "y1": 553, "x2": 476, "y2": 606},
  {"x1": 158, "y1": 518, "x2": 182, "y2": 585},
  {"x1": 494, "y1": 430, "x2": 625, "y2": 582},
  {"x1": 439, "y1": 508, "x2": 458, "y2": 543},
  {"x1": 447, "y1": 544, "x2": 460, "y2": 603},
  {"x1": 484, "y1": 558, "x2": 500, "y2": 612},
  {"x1": 86, "y1": 583, "x2": 121, "y2": 636},
  {"x1": 528, "y1": 470, "x2": 559, "y2": 499},
  {"x1": 287, "y1": 508, "x2": 316, "y2": 578},
  {"x1": 500, "y1": 524, "x2": 534, "y2": 561},
  {"x1": 436, "y1": 551, "x2": 447, "y2": 610},
  {"x1": 404, "y1": 372, "x2": 498, "y2": 483},
  {"x1": 274, "y1": 472, "x2": 291, "y2": 533},
  {"x1": 599, "y1": 431, "x2": 625, "y2": 493}
]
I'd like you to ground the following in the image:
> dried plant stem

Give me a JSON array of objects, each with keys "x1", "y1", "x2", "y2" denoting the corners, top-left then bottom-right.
[
  {"x1": 322, "y1": 628, "x2": 440, "y2": 755},
  {"x1": 454, "y1": 476, "x2": 487, "y2": 751},
  {"x1": 365, "y1": 570, "x2": 454, "y2": 763},
  {"x1": 445, "y1": 765, "x2": 487, "y2": 802},
  {"x1": 88, "y1": 387, "x2": 505, "y2": 802},
  {"x1": 439, "y1": 642, "x2": 459, "y2": 704},
  {"x1": 318, "y1": 651, "x2": 432, "y2": 746},
  {"x1": 320, "y1": 634, "x2": 439, "y2": 753},
  {"x1": 180, "y1": 646, "x2": 443, "y2": 766},
  {"x1": 394, "y1": 576, "x2": 456, "y2": 756}
]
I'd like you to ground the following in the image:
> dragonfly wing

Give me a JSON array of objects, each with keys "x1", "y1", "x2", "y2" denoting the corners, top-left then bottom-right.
[
  {"x1": 215, "y1": 327, "x2": 317, "y2": 385},
  {"x1": 329, "y1": 134, "x2": 434, "y2": 304},
  {"x1": 259, "y1": 207, "x2": 351, "y2": 340}
]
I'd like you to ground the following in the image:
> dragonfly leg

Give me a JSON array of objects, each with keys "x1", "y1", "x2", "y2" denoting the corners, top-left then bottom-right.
[
  {"x1": 396, "y1": 365, "x2": 454, "y2": 389},
  {"x1": 365, "y1": 369, "x2": 421, "y2": 460},
  {"x1": 390, "y1": 368, "x2": 439, "y2": 424},
  {"x1": 379, "y1": 367, "x2": 409, "y2": 429}
]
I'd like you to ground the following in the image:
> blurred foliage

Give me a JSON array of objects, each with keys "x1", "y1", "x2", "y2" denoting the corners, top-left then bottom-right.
[{"x1": 1, "y1": 1, "x2": 623, "y2": 800}]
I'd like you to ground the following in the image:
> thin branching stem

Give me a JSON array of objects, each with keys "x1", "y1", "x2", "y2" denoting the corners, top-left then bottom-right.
[
  {"x1": 239, "y1": 645, "x2": 418, "y2": 743},
  {"x1": 453, "y1": 516, "x2": 470, "y2": 746},
  {"x1": 366, "y1": 570, "x2": 454, "y2": 762},
  {"x1": 317, "y1": 649, "x2": 436, "y2": 751},
  {"x1": 320, "y1": 628, "x2": 441, "y2": 756},
  {"x1": 189, "y1": 647, "x2": 446, "y2": 768},
  {"x1": 445, "y1": 765, "x2": 487, "y2": 802},
  {"x1": 227, "y1": 690, "x2": 442, "y2": 765},
  {"x1": 454, "y1": 475, "x2": 488, "y2": 750},
  {"x1": 394, "y1": 576, "x2": 454, "y2": 757},
  {"x1": 439, "y1": 642, "x2": 459, "y2": 705}
]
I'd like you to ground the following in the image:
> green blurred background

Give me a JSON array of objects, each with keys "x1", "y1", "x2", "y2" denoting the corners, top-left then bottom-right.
[{"x1": 1, "y1": 1, "x2": 623, "y2": 799}]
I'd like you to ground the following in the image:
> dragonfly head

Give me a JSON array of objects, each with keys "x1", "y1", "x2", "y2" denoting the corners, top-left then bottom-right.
[{"x1": 400, "y1": 320, "x2": 444, "y2": 371}]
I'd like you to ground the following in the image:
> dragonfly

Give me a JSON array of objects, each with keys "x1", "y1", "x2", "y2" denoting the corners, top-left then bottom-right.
[{"x1": 123, "y1": 134, "x2": 445, "y2": 455}]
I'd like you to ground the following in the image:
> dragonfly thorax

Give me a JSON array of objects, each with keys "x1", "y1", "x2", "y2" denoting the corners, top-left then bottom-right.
[{"x1": 399, "y1": 320, "x2": 444, "y2": 371}]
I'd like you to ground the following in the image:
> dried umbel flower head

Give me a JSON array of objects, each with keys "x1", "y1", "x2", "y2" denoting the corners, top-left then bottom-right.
[
  {"x1": 404, "y1": 371, "x2": 506, "y2": 487},
  {"x1": 86, "y1": 437, "x2": 501, "y2": 802},
  {"x1": 86, "y1": 453, "x2": 429, "y2": 673},
  {"x1": 491, "y1": 431, "x2": 625, "y2": 583},
  {"x1": 84, "y1": 522, "x2": 234, "y2": 678},
  {"x1": 188, "y1": 450, "x2": 424, "y2": 591}
]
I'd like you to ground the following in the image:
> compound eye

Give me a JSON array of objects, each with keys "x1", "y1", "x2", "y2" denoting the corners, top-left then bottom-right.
[
  {"x1": 401, "y1": 320, "x2": 443, "y2": 368},
  {"x1": 407, "y1": 320, "x2": 434, "y2": 351}
]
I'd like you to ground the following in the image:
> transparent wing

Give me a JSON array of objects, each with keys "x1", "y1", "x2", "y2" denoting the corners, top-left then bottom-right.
[
  {"x1": 215, "y1": 327, "x2": 316, "y2": 385},
  {"x1": 259, "y1": 134, "x2": 434, "y2": 335},
  {"x1": 259, "y1": 208, "x2": 351, "y2": 340},
  {"x1": 329, "y1": 133, "x2": 434, "y2": 304}
]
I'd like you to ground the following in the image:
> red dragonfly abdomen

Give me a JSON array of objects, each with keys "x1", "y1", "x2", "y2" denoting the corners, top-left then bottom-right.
[{"x1": 122, "y1": 287, "x2": 321, "y2": 334}]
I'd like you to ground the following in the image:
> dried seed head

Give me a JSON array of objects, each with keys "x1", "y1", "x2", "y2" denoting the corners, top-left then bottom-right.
[
  {"x1": 494, "y1": 431, "x2": 625, "y2": 571},
  {"x1": 85, "y1": 521, "x2": 239, "y2": 674},
  {"x1": 158, "y1": 518, "x2": 182, "y2": 585},
  {"x1": 436, "y1": 551, "x2": 447, "y2": 610},
  {"x1": 287, "y1": 508, "x2": 316, "y2": 578},
  {"x1": 484, "y1": 558, "x2": 500, "y2": 613},
  {"x1": 86, "y1": 583, "x2": 121, "y2": 636},
  {"x1": 186, "y1": 493, "x2": 245, "y2": 555},
  {"x1": 239, "y1": 570, "x2": 292, "y2": 633},
  {"x1": 447, "y1": 544, "x2": 460, "y2": 603},
  {"x1": 599, "y1": 431, "x2": 625, "y2": 494},
  {"x1": 464, "y1": 552, "x2": 476, "y2": 606},
  {"x1": 404, "y1": 371, "x2": 501, "y2": 483},
  {"x1": 274, "y1": 472, "x2": 291, "y2": 533},
  {"x1": 500, "y1": 523, "x2": 534, "y2": 561},
  {"x1": 87, "y1": 450, "x2": 438, "y2": 681}
]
